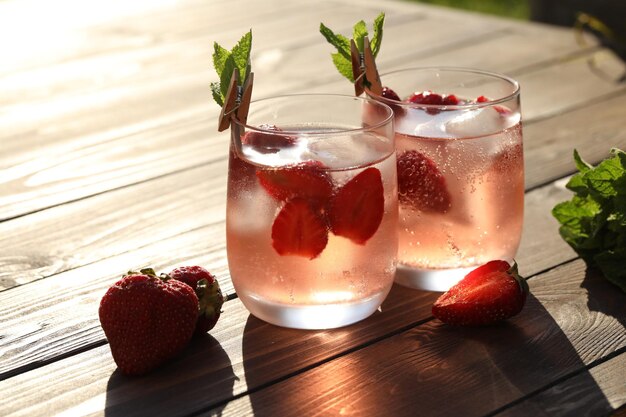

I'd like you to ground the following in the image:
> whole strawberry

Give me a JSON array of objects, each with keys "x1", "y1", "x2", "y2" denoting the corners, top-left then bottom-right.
[
  {"x1": 99, "y1": 268, "x2": 199, "y2": 375},
  {"x1": 432, "y1": 260, "x2": 528, "y2": 326},
  {"x1": 169, "y1": 266, "x2": 224, "y2": 335}
]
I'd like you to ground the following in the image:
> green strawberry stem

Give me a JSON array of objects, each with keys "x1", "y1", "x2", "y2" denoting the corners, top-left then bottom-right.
[
  {"x1": 507, "y1": 261, "x2": 528, "y2": 295},
  {"x1": 196, "y1": 278, "x2": 224, "y2": 318}
]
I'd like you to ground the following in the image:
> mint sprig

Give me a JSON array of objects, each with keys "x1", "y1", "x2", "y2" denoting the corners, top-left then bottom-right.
[
  {"x1": 320, "y1": 13, "x2": 385, "y2": 83},
  {"x1": 552, "y1": 148, "x2": 626, "y2": 292},
  {"x1": 210, "y1": 31, "x2": 252, "y2": 107}
]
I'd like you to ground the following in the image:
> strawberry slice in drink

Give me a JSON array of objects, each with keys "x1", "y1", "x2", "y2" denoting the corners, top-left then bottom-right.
[
  {"x1": 328, "y1": 167, "x2": 385, "y2": 245},
  {"x1": 257, "y1": 161, "x2": 333, "y2": 207},
  {"x1": 397, "y1": 150, "x2": 451, "y2": 213},
  {"x1": 271, "y1": 198, "x2": 329, "y2": 259}
]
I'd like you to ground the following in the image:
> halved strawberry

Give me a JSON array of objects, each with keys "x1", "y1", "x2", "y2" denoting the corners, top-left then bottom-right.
[
  {"x1": 257, "y1": 161, "x2": 333, "y2": 206},
  {"x1": 271, "y1": 198, "x2": 329, "y2": 259},
  {"x1": 432, "y1": 260, "x2": 528, "y2": 326},
  {"x1": 397, "y1": 150, "x2": 451, "y2": 213},
  {"x1": 242, "y1": 124, "x2": 296, "y2": 154},
  {"x1": 328, "y1": 167, "x2": 384, "y2": 245}
]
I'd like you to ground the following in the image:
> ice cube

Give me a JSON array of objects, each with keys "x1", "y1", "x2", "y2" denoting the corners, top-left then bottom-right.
[{"x1": 444, "y1": 107, "x2": 505, "y2": 138}]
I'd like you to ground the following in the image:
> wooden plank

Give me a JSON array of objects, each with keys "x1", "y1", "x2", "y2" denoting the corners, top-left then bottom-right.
[
  {"x1": 523, "y1": 90, "x2": 626, "y2": 189},
  {"x1": 0, "y1": 160, "x2": 227, "y2": 290},
  {"x1": 0, "y1": 149, "x2": 576, "y2": 293},
  {"x1": 0, "y1": 286, "x2": 439, "y2": 416},
  {"x1": 4, "y1": 8, "x2": 612, "y2": 221},
  {"x1": 0, "y1": 176, "x2": 579, "y2": 388},
  {"x1": 2, "y1": 258, "x2": 623, "y2": 417},
  {"x1": 498, "y1": 352, "x2": 626, "y2": 416},
  {"x1": 218, "y1": 260, "x2": 626, "y2": 417}
]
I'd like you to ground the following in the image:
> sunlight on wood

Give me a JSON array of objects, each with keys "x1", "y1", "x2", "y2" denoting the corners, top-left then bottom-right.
[{"x1": 0, "y1": 0, "x2": 180, "y2": 72}]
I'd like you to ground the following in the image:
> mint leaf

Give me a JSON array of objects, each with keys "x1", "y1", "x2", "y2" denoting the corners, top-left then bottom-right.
[
  {"x1": 573, "y1": 149, "x2": 592, "y2": 173},
  {"x1": 320, "y1": 13, "x2": 385, "y2": 83},
  {"x1": 553, "y1": 148, "x2": 626, "y2": 293},
  {"x1": 212, "y1": 42, "x2": 230, "y2": 77},
  {"x1": 585, "y1": 153, "x2": 625, "y2": 198},
  {"x1": 332, "y1": 52, "x2": 355, "y2": 82},
  {"x1": 211, "y1": 31, "x2": 253, "y2": 108},
  {"x1": 370, "y1": 13, "x2": 385, "y2": 57},
  {"x1": 319, "y1": 23, "x2": 351, "y2": 59},
  {"x1": 231, "y1": 30, "x2": 252, "y2": 82},
  {"x1": 210, "y1": 82, "x2": 223, "y2": 107},
  {"x1": 353, "y1": 20, "x2": 368, "y2": 52},
  {"x1": 595, "y1": 249, "x2": 626, "y2": 292}
]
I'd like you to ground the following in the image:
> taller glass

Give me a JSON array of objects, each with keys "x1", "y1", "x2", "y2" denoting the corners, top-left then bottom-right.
[
  {"x1": 367, "y1": 68, "x2": 524, "y2": 291},
  {"x1": 227, "y1": 94, "x2": 398, "y2": 329}
]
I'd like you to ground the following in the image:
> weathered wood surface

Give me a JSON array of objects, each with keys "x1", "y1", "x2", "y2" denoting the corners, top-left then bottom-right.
[{"x1": 1, "y1": 0, "x2": 625, "y2": 416}]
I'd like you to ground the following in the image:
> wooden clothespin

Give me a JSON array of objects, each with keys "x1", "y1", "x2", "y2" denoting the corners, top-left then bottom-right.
[
  {"x1": 349, "y1": 36, "x2": 383, "y2": 97},
  {"x1": 217, "y1": 68, "x2": 255, "y2": 131},
  {"x1": 350, "y1": 39, "x2": 365, "y2": 96},
  {"x1": 363, "y1": 36, "x2": 382, "y2": 95}
]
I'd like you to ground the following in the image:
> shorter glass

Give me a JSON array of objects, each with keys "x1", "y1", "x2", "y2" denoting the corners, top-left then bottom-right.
[
  {"x1": 227, "y1": 94, "x2": 398, "y2": 329},
  {"x1": 367, "y1": 67, "x2": 524, "y2": 291}
]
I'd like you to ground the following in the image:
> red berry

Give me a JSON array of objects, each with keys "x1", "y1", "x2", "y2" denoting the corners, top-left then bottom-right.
[
  {"x1": 407, "y1": 91, "x2": 459, "y2": 114},
  {"x1": 408, "y1": 91, "x2": 444, "y2": 105},
  {"x1": 380, "y1": 86, "x2": 406, "y2": 116},
  {"x1": 397, "y1": 150, "x2": 451, "y2": 213},
  {"x1": 432, "y1": 260, "x2": 528, "y2": 326},
  {"x1": 169, "y1": 266, "x2": 224, "y2": 335},
  {"x1": 381, "y1": 86, "x2": 401, "y2": 101},
  {"x1": 98, "y1": 269, "x2": 199, "y2": 375},
  {"x1": 257, "y1": 161, "x2": 333, "y2": 206},
  {"x1": 271, "y1": 198, "x2": 329, "y2": 259},
  {"x1": 328, "y1": 167, "x2": 385, "y2": 245},
  {"x1": 475, "y1": 96, "x2": 511, "y2": 114},
  {"x1": 241, "y1": 124, "x2": 296, "y2": 154},
  {"x1": 442, "y1": 94, "x2": 459, "y2": 105}
]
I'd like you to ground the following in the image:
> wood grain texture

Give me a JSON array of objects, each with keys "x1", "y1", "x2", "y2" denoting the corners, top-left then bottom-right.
[
  {"x1": 0, "y1": 161, "x2": 228, "y2": 290},
  {"x1": 498, "y1": 351, "x2": 626, "y2": 416},
  {"x1": 2, "y1": 258, "x2": 622, "y2": 417},
  {"x1": 218, "y1": 260, "x2": 626, "y2": 417},
  {"x1": 2, "y1": 2, "x2": 620, "y2": 221},
  {"x1": 0, "y1": 170, "x2": 577, "y2": 378}
]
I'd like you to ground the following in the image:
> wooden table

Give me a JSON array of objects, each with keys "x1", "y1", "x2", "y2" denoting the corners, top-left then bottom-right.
[{"x1": 2, "y1": 0, "x2": 625, "y2": 415}]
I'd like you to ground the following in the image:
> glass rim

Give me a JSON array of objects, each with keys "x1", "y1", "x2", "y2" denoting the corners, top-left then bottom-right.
[
  {"x1": 365, "y1": 66, "x2": 520, "y2": 110},
  {"x1": 230, "y1": 93, "x2": 394, "y2": 135}
]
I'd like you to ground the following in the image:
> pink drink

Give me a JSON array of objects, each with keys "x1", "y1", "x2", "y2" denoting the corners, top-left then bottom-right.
[
  {"x1": 370, "y1": 68, "x2": 524, "y2": 291},
  {"x1": 226, "y1": 95, "x2": 397, "y2": 329}
]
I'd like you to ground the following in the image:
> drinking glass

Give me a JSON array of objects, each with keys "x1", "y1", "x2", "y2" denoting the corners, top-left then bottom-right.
[
  {"x1": 227, "y1": 94, "x2": 397, "y2": 329},
  {"x1": 366, "y1": 67, "x2": 524, "y2": 291}
]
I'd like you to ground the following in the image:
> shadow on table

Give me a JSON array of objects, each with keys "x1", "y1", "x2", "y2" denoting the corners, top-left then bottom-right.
[
  {"x1": 104, "y1": 334, "x2": 236, "y2": 417},
  {"x1": 239, "y1": 270, "x2": 623, "y2": 416}
]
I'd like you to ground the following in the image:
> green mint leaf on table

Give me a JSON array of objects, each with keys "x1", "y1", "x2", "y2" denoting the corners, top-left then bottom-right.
[
  {"x1": 210, "y1": 30, "x2": 252, "y2": 108},
  {"x1": 319, "y1": 12, "x2": 385, "y2": 83},
  {"x1": 552, "y1": 148, "x2": 626, "y2": 293}
]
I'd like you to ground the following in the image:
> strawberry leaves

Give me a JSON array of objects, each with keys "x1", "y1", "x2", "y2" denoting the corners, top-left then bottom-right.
[
  {"x1": 211, "y1": 31, "x2": 252, "y2": 107},
  {"x1": 320, "y1": 13, "x2": 385, "y2": 83}
]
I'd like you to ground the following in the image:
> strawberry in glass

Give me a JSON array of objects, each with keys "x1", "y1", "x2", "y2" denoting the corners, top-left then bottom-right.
[
  {"x1": 226, "y1": 94, "x2": 398, "y2": 329},
  {"x1": 369, "y1": 68, "x2": 524, "y2": 291}
]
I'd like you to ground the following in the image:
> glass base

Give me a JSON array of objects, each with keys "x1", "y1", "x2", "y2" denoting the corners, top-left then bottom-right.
[
  {"x1": 239, "y1": 289, "x2": 390, "y2": 330},
  {"x1": 395, "y1": 264, "x2": 476, "y2": 292}
]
